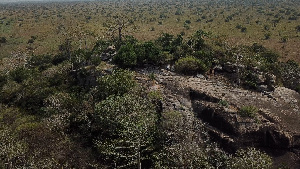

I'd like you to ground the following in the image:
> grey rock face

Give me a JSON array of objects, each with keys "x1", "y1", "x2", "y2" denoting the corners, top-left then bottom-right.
[{"x1": 151, "y1": 69, "x2": 300, "y2": 167}]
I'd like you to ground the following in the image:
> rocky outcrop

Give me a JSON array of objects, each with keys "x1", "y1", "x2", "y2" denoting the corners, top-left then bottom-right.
[
  {"x1": 143, "y1": 68, "x2": 300, "y2": 168},
  {"x1": 100, "y1": 45, "x2": 116, "y2": 61},
  {"x1": 215, "y1": 62, "x2": 278, "y2": 92}
]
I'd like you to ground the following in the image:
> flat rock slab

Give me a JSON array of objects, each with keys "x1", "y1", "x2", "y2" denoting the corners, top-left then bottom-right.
[
  {"x1": 156, "y1": 72, "x2": 300, "y2": 168},
  {"x1": 158, "y1": 74, "x2": 300, "y2": 136}
]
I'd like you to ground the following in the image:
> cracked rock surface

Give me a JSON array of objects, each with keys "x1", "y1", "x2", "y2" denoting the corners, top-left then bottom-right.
[{"x1": 137, "y1": 68, "x2": 300, "y2": 168}]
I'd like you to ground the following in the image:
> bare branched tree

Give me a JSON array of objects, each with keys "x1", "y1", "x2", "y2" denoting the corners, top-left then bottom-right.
[{"x1": 104, "y1": 14, "x2": 136, "y2": 42}]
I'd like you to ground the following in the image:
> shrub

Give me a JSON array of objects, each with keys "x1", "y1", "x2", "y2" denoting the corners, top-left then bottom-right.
[
  {"x1": 71, "y1": 49, "x2": 100, "y2": 69},
  {"x1": 0, "y1": 37, "x2": 7, "y2": 43},
  {"x1": 28, "y1": 54, "x2": 53, "y2": 71},
  {"x1": 218, "y1": 100, "x2": 229, "y2": 107},
  {"x1": 295, "y1": 84, "x2": 300, "y2": 93},
  {"x1": 277, "y1": 60, "x2": 300, "y2": 91},
  {"x1": 148, "y1": 72, "x2": 156, "y2": 81},
  {"x1": 16, "y1": 77, "x2": 55, "y2": 114},
  {"x1": 242, "y1": 70, "x2": 260, "y2": 89},
  {"x1": 281, "y1": 36, "x2": 288, "y2": 43},
  {"x1": 58, "y1": 38, "x2": 72, "y2": 56},
  {"x1": 227, "y1": 147, "x2": 272, "y2": 169},
  {"x1": 43, "y1": 92, "x2": 76, "y2": 116},
  {"x1": 193, "y1": 49, "x2": 214, "y2": 68},
  {"x1": 175, "y1": 56, "x2": 208, "y2": 75},
  {"x1": 95, "y1": 69, "x2": 136, "y2": 100},
  {"x1": 0, "y1": 128, "x2": 28, "y2": 168},
  {"x1": 155, "y1": 33, "x2": 174, "y2": 52},
  {"x1": 92, "y1": 39, "x2": 110, "y2": 54},
  {"x1": 52, "y1": 54, "x2": 69, "y2": 65},
  {"x1": 153, "y1": 110, "x2": 225, "y2": 168},
  {"x1": 113, "y1": 43, "x2": 137, "y2": 68},
  {"x1": 264, "y1": 33, "x2": 271, "y2": 40},
  {"x1": 9, "y1": 67, "x2": 31, "y2": 83},
  {"x1": 188, "y1": 29, "x2": 208, "y2": 51},
  {"x1": 184, "y1": 23, "x2": 190, "y2": 30},
  {"x1": 239, "y1": 106, "x2": 258, "y2": 118},
  {"x1": 185, "y1": 20, "x2": 191, "y2": 24},
  {"x1": 241, "y1": 27, "x2": 247, "y2": 32},
  {"x1": 288, "y1": 16, "x2": 297, "y2": 20},
  {"x1": 0, "y1": 80, "x2": 22, "y2": 104},
  {"x1": 94, "y1": 94, "x2": 157, "y2": 168},
  {"x1": 0, "y1": 74, "x2": 6, "y2": 89},
  {"x1": 43, "y1": 61, "x2": 72, "y2": 88},
  {"x1": 236, "y1": 24, "x2": 242, "y2": 29},
  {"x1": 27, "y1": 38, "x2": 34, "y2": 44},
  {"x1": 296, "y1": 25, "x2": 300, "y2": 32},
  {"x1": 264, "y1": 25, "x2": 270, "y2": 31},
  {"x1": 260, "y1": 50, "x2": 279, "y2": 63},
  {"x1": 250, "y1": 43, "x2": 267, "y2": 53},
  {"x1": 136, "y1": 41, "x2": 163, "y2": 65}
]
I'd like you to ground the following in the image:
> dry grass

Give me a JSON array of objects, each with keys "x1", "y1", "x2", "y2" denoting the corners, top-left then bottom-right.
[{"x1": 0, "y1": 0, "x2": 299, "y2": 62}]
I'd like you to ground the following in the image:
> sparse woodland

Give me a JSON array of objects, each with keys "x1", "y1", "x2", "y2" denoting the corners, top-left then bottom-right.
[{"x1": 0, "y1": 0, "x2": 300, "y2": 168}]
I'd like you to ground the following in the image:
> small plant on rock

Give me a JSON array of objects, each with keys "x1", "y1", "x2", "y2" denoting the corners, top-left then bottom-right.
[
  {"x1": 148, "y1": 72, "x2": 156, "y2": 81},
  {"x1": 239, "y1": 106, "x2": 258, "y2": 118},
  {"x1": 218, "y1": 100, "x2": 229, "y2": 107},
  {"x1": 264, "y1": 33, "x2": 271, "y2": 40}
]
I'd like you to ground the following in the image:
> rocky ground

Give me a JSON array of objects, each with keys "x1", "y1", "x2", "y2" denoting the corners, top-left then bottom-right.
[{"x1": 136, "y1": 67, "x2": 300, "y2": 168}]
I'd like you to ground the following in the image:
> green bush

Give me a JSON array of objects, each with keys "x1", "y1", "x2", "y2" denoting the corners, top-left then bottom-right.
[
  {"x1": 218, "y1": 100, "x2": 229, "y2": 107},
  {"x1": 193, "y1": 49, "x2": 214, "y2": 68},
  {"x1": 239, "y1": 106, "x2": 258, "y2": 118},
  {"x1": 153, "y1": 110, "x2": 227, "y2": 168},
  {"x1": 136, "y1": 41, "x2": 163, "y2": 65},
  {"x1": 9, "y1": 67, "x2": 31, "y2": 83},
  {"x1": 295, "y1": 84, "x2": 300, "y2": 93},
  {"x1": 17, "y1": 77, "x2": 55, "y2": 114},
  {"x1": 0, "y1": 128, "x2": 28, "y2": 168},
  {"x1": 0, "y1": 74, "x2": 7, "y2": 89},
  {"x1": 241, "y1": 27, "x2": 247, "y2": 32},
  {"x1": 277, "y1": 60, "x2": 300, "y2": 92},
  {"x1": 227, "y1": 147, "x2": 272, "y2": 169},
  {"x1": 94, "y1": 93, "x2": 157, "y2": 168},
  {"x1": 296, "y1": 25, "x2": 300, "y2": 32},
  {"x1": 28, "y1": 54, "x2": 53, "y2": 71},
  {"x1": 0, "y1": 80, "x2": 22, "y2": 104},
  {"x1": 52, "y1": 54, "x2": 69, "y2": 65},
  {"x1": 95, "y1": 69, "x2": 136, "y2": 100},
  {"x1": 260, "y1": 50, "x2": 279, "y2": 64},
  {"x1": 187, "y1": 29, "x2": 208, "y2": 51},
  {"x1": 175, "y1": 56, "x2": 208, "y2": 75},
  {"x1": 92, "y1": 39, "x2": 110, "y2": 54},
  {"x1": 250, "y1": 43, "x2": 267, "y2": 53},
  {"x1": 43, "y1": 92, "x2": 77, "y2": 116},
  {"x1": 155, "y1": 33, "x2": 174, "y2": 52},
  {"x1": 113, "y1": 43, "x2": 137, "y2": 68},
  {"x1": 242, "y1": 70, "x2": 260, "y2": 90},
  {"x1": 264, "y1": 33, "x2": 271, "y2": 40},
  {"x1": 0, "y1": 37, "x2": 7, "y2": 43},
  {"x1": 280, "y1": 36, "x2": 288, "y2": 43},
  {"x1": 70, "y1": 49, "x2": 101, "y2": 69}
]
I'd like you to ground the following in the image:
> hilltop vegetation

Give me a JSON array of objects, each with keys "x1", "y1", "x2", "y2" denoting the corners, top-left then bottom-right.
[
  {"x1": 1, "y1": 24, "x2": 300, "y2": 167},
  {"x1": 0, "y1": 0, "x2": 300, "y2": 168}
]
